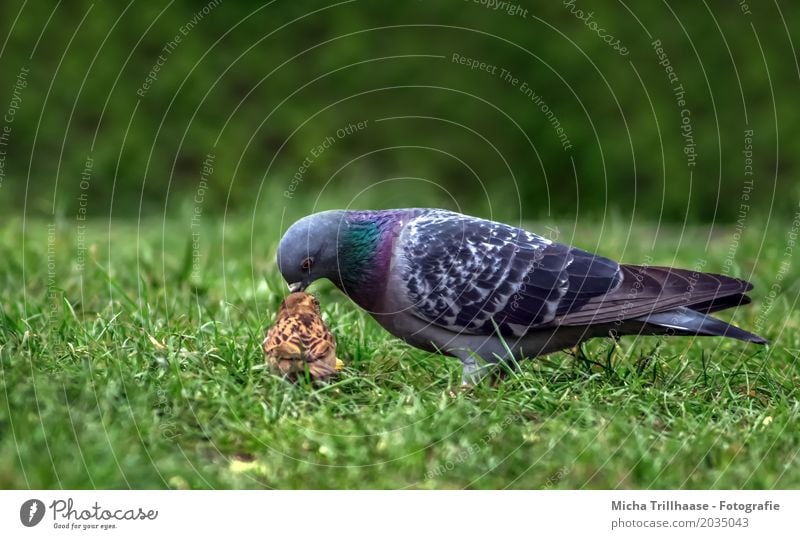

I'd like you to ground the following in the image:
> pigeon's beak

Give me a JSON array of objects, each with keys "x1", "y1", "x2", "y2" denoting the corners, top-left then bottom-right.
[{"x1": 287, "y1": 281, "x2": 306, "y2": 293}]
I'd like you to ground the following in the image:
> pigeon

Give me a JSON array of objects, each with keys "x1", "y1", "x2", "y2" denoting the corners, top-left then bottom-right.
[
  {"x1": 263, "y1": 292, "x2": 343, "y2": 380},
  {"x1": 276, "y1": 208, "x2": 767, "y2": 383}
]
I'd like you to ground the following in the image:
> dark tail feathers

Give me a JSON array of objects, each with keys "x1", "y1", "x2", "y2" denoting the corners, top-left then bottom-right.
[{"x1": 635, "y1": 306, "x2": 768, "y2": 344}]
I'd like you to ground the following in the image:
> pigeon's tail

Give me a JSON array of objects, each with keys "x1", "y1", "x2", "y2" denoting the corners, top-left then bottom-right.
[
  {"x1": 635, "y1": 306, "x2": 768, "y2": 344},
  {"x1": 685, "y1": 293, "x2": 751, "y2": 314}
]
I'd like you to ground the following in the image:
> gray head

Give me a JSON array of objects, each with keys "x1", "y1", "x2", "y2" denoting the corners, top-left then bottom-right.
[{"x1": 277, "y1": 210, "x2": 347, "y2": 291}]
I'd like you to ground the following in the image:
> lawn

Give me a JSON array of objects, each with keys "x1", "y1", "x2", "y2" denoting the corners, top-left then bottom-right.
[{"x1": 0, "y1": 212, "x2": 798, "y2": 489}]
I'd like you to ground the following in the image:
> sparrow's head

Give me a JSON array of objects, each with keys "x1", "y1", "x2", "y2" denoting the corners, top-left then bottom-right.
[
  {"x1": 277, "y1": 292, "x2": 321, "y2": 317},
  {"x1": 277, "y1": 210, "x2": 347, "y2": 292}
]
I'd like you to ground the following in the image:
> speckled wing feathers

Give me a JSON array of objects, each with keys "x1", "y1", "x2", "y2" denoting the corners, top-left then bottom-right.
[{"x1": 399, "y1": 210, "x2": 624, "y2": 336}]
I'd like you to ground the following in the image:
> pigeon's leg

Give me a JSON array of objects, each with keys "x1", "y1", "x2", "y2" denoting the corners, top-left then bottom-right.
[{"x1": 456, "y1": 351, "x2": 494, "y2": 386}]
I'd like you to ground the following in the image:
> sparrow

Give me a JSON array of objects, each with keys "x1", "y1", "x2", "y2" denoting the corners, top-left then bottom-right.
[
  {"x1": 263, "y1": 292, "x2": 343, "y2": 380},
  {"x1": 276, "y1": 208, "x2": 767, "y2": 384}
]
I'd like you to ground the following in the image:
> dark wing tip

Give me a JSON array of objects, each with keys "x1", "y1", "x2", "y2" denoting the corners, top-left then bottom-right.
[{"x1": 687, "y1": 293, "x2": 752, "y2": 314}]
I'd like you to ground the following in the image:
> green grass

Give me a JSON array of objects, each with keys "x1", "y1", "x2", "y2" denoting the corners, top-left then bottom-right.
[{"x1": 0, "y1": 213, "x2": 798, "y2": 489}]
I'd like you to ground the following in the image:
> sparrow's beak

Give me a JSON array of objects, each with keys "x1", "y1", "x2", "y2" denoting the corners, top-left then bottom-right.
[{"x1": 287, "y1": 281, "x2": 306, "y2": 292}]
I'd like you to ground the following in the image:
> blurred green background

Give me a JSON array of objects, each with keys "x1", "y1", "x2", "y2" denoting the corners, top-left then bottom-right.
[{"x1": 0, "y1": 1, "x2": 796, "y2": 222}]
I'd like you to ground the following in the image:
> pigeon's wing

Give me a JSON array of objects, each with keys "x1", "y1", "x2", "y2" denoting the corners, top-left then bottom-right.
[
  {"x1": 399, "y1": 211, "x2": 622, "y2": 336},
  {"x1": 399, "y1": 210, "x2": 754, "y2": 336},
  {"x1": 555, "y1": 264, "x2": 753, "y2": 326}
]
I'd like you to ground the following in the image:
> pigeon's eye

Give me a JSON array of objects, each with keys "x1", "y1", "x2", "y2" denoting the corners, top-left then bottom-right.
[{"x1": 301, "y1": 257, "x2": 314, "y2": 271}]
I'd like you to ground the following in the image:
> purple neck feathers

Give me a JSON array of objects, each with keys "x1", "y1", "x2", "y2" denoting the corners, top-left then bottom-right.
[{"x1": 336, "y1": 210, "x2": 412, "y2": 309}]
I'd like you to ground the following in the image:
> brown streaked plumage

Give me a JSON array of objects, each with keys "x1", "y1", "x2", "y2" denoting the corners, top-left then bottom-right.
[{"x1": 263, "y1": 292, "x2": 342, "y2": 380}]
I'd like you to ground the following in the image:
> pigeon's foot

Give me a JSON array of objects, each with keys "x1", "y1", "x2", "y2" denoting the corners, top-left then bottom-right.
[{"x1": 459, "y1": 354, "x2": 494, "y2": 385}]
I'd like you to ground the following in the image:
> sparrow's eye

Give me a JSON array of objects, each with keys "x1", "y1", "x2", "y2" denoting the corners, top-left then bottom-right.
[{"x1": 301, "y1": 257, "x2": 314, "y2": 271}]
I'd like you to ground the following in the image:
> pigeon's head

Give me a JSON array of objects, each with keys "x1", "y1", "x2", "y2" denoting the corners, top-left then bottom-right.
[{"x1": 277, "y1": 210, "x2": 347, "y2": 292}]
